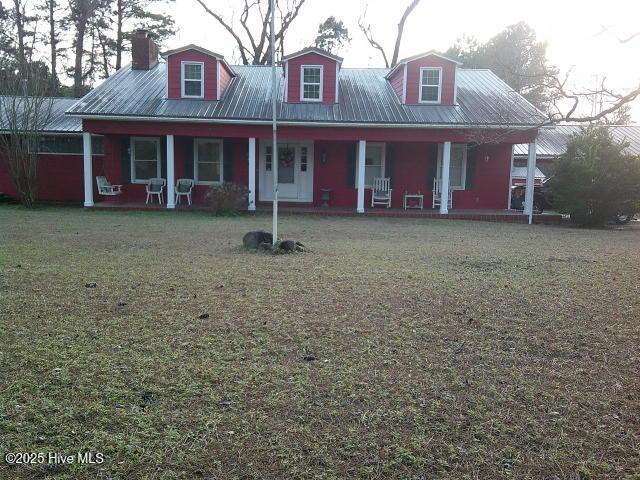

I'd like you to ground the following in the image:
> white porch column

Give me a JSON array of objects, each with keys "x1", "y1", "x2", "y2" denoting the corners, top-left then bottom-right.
[
  {"x1": 248, "y1": 137, "x2": 256, "y2": 211},
  {"x1": 440, "y1": 141, "x2": 451, "y2": 214},
  {"x1": 356, "y1": 140, "x2": 366, "y2": 213},
  {"x1": 507, "y1": 145, "x2": 515, "y2": 209},
  {"x1": 83, "y1": 132, "x2": 93, "y2": 207},
  {"x1": 524, "y1": 141, "x2": 537, "y2": 222},
  {"x1": 166, "y1": 135, "x2": 175, "y2": 209}
]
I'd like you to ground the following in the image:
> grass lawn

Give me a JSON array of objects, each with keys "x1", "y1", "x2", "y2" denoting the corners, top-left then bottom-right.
[{"x1": 1, "y1": 206, "x2": 639, "y2": 479}]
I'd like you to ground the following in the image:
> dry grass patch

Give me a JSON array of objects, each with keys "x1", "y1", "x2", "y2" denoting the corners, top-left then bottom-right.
[{"x1": 0, "y1": 206, "x2": 639, "y2": 479}]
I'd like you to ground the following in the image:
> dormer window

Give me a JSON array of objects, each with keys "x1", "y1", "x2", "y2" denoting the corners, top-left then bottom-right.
[
  {"x1": 181, "y1": 62, "x2": 204, "y2": 98},
  {"x1": 419, "y1": 67, "x2": 442, "y2": 103},
  {"x1": 301, "y1": 65, "x2": 323, "y2": 102}
]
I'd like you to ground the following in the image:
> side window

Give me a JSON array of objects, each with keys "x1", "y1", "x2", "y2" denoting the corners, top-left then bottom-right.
[
  {"x1": 265, "y1": 146, "x2": 272, "y2": 171},
  {"x1": 300, "y1": 147, "x2": 308, "y2": 172}
]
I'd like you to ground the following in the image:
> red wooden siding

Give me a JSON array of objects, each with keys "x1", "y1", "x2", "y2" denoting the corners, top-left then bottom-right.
[
  {"x1": 219, "y1": 63, "x2": 233, "y2": 97},
  {"x1": 286, "y1": 53, "x2": 338, "y2": 104},
  {"x1": 405, "y1": 56, "x2": 457, "y2": 105},
  {"x1": 0, "y1": 152, "x2": 103, "y2": 202},
  {"x1": 166, "y1": 50, "x2": 218, "y2": 100},
  {"x1": 388, "y1": 66, "x2": 405, "y2": 101}
]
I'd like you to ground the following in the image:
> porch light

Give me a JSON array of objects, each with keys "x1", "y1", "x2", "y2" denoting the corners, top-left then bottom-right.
[
  {"x1": 321, "y1": 149, "x2": 328, "y2": 164},
  {"x1": 484, "y1": 154, "x2": 490, "y2": 163}
]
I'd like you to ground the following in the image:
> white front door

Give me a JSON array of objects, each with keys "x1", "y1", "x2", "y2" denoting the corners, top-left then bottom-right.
[{"x1": 259, "y1": 140, "x2": 314, "y2": 202}]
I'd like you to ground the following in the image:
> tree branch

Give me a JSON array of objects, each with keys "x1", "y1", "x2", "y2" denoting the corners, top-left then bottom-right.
[
  {"x1": 194, "y1": 0, "x2": 250, "y2": 65},
  {"x1": 358, "y1": 14, "x2": 389, "y2": 68},
  {"x1": 390, "y1": 0, "x2": 420, "y2": 67}
]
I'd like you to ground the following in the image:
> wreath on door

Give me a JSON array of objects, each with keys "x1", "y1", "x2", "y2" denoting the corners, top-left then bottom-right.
[{"x1": 279, "y1": 147, "x2": 295, "y2": 168}]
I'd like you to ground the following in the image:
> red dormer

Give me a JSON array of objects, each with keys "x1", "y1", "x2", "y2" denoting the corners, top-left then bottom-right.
[
  {"x1": 161, "y1": 45, "x2": 235, "y2": 101},
  {"x1": 386, "y1": 51, "x2": 461, "y2": 106},
  {"x1": 282, "y1": 47, "x2": 343, "y2": 104}
]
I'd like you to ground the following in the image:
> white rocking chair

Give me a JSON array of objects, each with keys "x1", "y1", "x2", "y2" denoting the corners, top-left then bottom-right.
[
  {"x1": 146, "y1": 177, "x2": 166, "y2": 204},
  {"x1": 96, "y1": 176, "x2": 123, "y2": 196},
  {"x1": 175, "y1": 178, "x2": 194, "y2": 206},
  {"x1": 432, "y1": 178, "x2": 453, "y2": 209},
  {"x1": 371, "y1": 177, "x2": 392, "y2": 208}
]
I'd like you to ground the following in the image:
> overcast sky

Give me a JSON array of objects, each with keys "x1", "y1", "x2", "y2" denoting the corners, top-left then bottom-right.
[{"x1": 171, "y1": 0, "x2": 640, "y2": 120}]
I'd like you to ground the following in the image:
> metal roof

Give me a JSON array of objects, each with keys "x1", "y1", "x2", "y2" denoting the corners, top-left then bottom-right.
[
  {"x1": 282, "y1": 47, "x2": 343, "y2": 64},
  {"x1": 511, "y1": 166, "x2": 546, "y2": 180},
  {"x1": 514, "y1": 124, "x2": 640, "y2": 158},
  {"x1": 161, "y1": 44, "x2": 225, "y2": 59},
  {"x1": 67, "y1": 63, "x2": 545, "y2": 127},
  {"x1": 0, "y1": 96, "x2": 82, "y2": 133},
  {"x1": 386, "y1": 51, "x2": 462, "y2": 79}
]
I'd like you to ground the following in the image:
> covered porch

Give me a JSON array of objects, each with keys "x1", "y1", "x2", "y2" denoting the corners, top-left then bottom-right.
[{"x1": 80, "y1": 120, "x2": 541, "y2": 217}]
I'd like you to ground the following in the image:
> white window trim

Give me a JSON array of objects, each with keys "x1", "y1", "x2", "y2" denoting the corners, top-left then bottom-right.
[
  {"x1": 284, "y1": 62, "x2": 289, "y2": 102},
  {"x1": 194, "y1": 138, "x2": 224, "y2": 185},
  {"x1": 437, "y1": 143, "x2": 467, "y2": 190},
  {"x1": 131, "y1": 136, "x2": 161, "y2": 184},
  {"x1": 402, "y1": 64, "x2": 408, "y2": 103},
  {"x1": 216, "y1": 61, "x2": 221, "y2": 99},
  {"x1": 418, "y1": 66, "x2": 442, "y2": 104},
  {"x1": 453, "y1": 65, "x2": 458, "y2": 105},
  {"x1": 300, "y1": 64, "x2": 323, "y2": 102},
  {"x1": 181, "y1": 61, "x2": 205, "y2": 99},
  {"x1": 355, "y1": 142, "x2": 386, "y2": 189}
]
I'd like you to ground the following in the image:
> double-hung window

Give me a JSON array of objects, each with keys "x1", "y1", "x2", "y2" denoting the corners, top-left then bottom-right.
[
  {"x1": 131, "y1": 137, "x2": 161, "y2": 183},
  {"x1": 195, "y1": 139, "x2": 223, "y2": 184},
  {"x1": 419, "y1": 67, "x2": 442, "y2": 103},
  {"x1": 182, "y1": 62, "x2": 204, "y2": 98},
  {"x1": 355, "y1": 143, "x2": 386, "y2": 188},
  {"x1": 301, "y1": 65, "x2": 323, "y2": 102},
  {"x1": 437, "y1": 143, "x2": 468, "y2": 190}
]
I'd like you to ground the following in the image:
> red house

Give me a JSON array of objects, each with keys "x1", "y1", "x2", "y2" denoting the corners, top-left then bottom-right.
[{"x1": 1, "y1": 30, "x2": 545, "y2": 217}]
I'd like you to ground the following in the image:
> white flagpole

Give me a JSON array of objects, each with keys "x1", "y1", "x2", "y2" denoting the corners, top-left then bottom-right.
[{"x1": 270, "y1": 0, "x2": 278, "y2": 244}]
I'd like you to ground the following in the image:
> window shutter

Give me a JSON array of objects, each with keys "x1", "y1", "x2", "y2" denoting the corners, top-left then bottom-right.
[
  {"x1": 160, "y1": 137, "x2": 167, "y2": 179},
  {"x1": 385, "y1": 145, "x2": 395, "y2": 188},
  {"x1": 346, "y1": 143, "x2": 356, "y2": 187},
  {"x1": 120, "y1": 137, "x2": 131, "y2": 183},
  {"x1": 184, "y1": 139, "x2": 194, "y2": 179},
  {"x1": 426, "y1": 147, "x2": 438, "y2": 190},
  {"x1": 223, "y1": 139, "x2": 233, "y2": 182},
  {"x1": 465, "y1": 151, "x2": 477, "y2": 190}
]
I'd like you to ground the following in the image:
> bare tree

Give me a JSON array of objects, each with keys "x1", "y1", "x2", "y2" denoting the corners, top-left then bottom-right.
[
  {"x1": 546, "y1": 74, "x2": 640, "y2": 124},
  {"x1": 194, "y1": 0, "x2": 306, "y2": 65},
  {"x1": 0, "y1": 68, "x2": 54, "y2": 207},
  {"x1": 358, "y1": 0, "x2": 421, "y2": 68},
  {"x1": 68, "y1": 0, "x2": 102, "y2": 97}
]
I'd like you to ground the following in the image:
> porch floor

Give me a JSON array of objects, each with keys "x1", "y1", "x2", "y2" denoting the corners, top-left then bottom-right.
[{"x1": 91, "y1": 201, "x2": 562, "y2": 224}]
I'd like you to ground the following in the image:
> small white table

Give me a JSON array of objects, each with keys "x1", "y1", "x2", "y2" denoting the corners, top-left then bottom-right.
[{"x1": 403, "y1": 191, "x2": 424, "y2": 210}]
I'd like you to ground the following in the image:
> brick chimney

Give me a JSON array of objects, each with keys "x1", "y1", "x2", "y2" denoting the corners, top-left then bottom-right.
[{"x1": 131, "y1": 29, "x2": 159, "y2": 70}]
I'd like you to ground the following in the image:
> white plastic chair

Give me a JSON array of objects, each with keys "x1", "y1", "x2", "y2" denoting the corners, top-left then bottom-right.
[
  {"x1": 146, "y1": 178, "x2": 166, "y2": 204},
  {"x1": 175, "y1": 178, "x2": 194, "y2": 206},
  {"x1": 432, "y1": 178, "x2": 453, "y2": 209},
  {"x1": 371, "y1": 177, "x2": 392, "y2": 208},
  {"x1": 96, "y1": 176, "x2": 123, "y2": 196}
]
